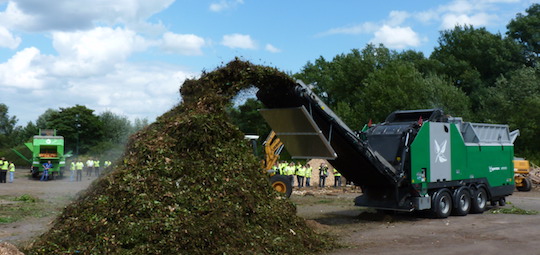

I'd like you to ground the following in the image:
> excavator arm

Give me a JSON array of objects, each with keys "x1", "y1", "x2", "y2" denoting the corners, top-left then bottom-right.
[{"x1": 262, "y1": 131, "x2": 284, "y2": 171}]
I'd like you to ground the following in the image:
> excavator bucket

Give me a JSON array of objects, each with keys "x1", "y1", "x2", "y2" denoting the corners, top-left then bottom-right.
[{"x1": 259, "y1": 106, "x2": 337, "y2": 159}]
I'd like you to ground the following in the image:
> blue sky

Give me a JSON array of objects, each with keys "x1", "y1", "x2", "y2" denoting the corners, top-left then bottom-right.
[{"x1": 0, "y1": 0, "x2": 537, "y2": 126}]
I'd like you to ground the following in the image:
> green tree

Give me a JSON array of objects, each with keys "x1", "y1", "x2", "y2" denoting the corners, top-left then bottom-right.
[
  {"x1": 507, "y1": 3, "x2": 540, "y2": 66},
  {"x1": 227, "y1": 98, "x2": 270, "y2": 136},
  {"x1": 36, "y1": 108, "x2": 59, "y2": 129},
  {"x1": 132, "y1": 117, "x2": 149, "y2": 132},
  {"x1": 295, "y1": 45, "x2": 395, "y2": 107},
  {"x1": 430, "y1": 25, "x2": 526, "y2": 115},
  {"x1": 0, "y1": 104, "x2": 18, "y2": 149},
  {"x1": 11, "y1": 121, "x2": 38, "y2": 146},
  {"x1": 99, "y1": 111, "x2": 132, "y2": 144},
  {"x1": 485, "y1": 66, "x2": 540, "y2": 156},
  {"x1": 47, "y1": 105, "x2": 103, "y2": 155},
  {"x1": 294, "y1": 45, "x2": 467, "y2": 128},
  {"x1": 362, "y1": 61, "x2": 471, "y2": 123}
]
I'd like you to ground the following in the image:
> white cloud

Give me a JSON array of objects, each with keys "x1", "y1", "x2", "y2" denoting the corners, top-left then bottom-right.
[
  {"x1": 0, "y1": 47, "x2": 46, "y2": 89},
  {"x1": 51, "y1": 27, "x2": 150, "y2": 77},
  {"x1": 441, "y1": 13, "x2": 496, "y2": 29},
  {"x1": 0, "y1": 1, "x2": 195, "y2": 125},
  {"x1": 0, "y1": 26, "x2": 21, "y2": 49},
  {"x1": 442, "y1": 0, "x2": 475, "y2": 13},
  {"x1": 61, "y1": 63, "x2": 192, "y2": 122},
  {"x1": 221, "y1": 33, "x2": 257, "y2": 49},
  {"x1": 415, "y1": 0, "x2": 516, "y2": 29},
  {"x1": 161, "y1": 32, "x2": 206, "y2": 56},
  {"x1": 320, "y1": 11, "x2": 422, "y2": 49},
  {"x1": 209, "y1": 0, "x2": 244, "y2": 12},
  {"x1": 0, "y1": 0, "x2": 174, "y2": 32},
  {"x1": 320, "y1": 10, "x2": 411, "y2": 37},
  {"x1": 265, "y1": 44, "x2": 281, "y2": 53},
  {"x1": 371, "y1": 25, "x2": 421, "y2": 49},
  {"x1": 387, "y1": 11, "x2": 410, "y2": 26},
  {"x1": 319, "y1": 22, "x2": 378, "y2": 36},
  {"x1": 1, "y1": 46, "x2": 196, "y2": 125}
]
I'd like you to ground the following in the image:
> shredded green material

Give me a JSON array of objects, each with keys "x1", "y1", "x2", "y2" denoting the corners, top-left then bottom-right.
[{"x1": 25, "y1": 59, "x2": 334, "y2": 254}]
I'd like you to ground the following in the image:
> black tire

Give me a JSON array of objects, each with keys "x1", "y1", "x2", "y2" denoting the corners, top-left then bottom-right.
[
  {"x1": 431, "y1": 189, "x2": 452, "y2": 218},
  {"x1": 470, "y1": 187, "x2": 488, "y2": 214},
  {"x1": 498, "y1": 197, "x2": 506, "y2": 206},
  {"x1": 452, "y1": 187, "x2": 471, "y2": 216},
  {"x1": 269, "y1": 175, "x2": 293, "y2": 198},
  {"x1": 31, "y1": 167, "x2": 39, "y2": 179},
  {"x1": 59, "y1": 167, "x2": 65, "y2": 179},
  {"x1": 517, "y1": 178, "x2": 532, "y2": 192}
]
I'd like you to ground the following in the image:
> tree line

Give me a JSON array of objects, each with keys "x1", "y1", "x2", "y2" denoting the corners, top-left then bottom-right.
[
  {"x1": 229, "y1": 4, "x2": 540, "y2": 161},
  {"x1": 0, "y1": 104, "x2": 148, "y2": 165}
]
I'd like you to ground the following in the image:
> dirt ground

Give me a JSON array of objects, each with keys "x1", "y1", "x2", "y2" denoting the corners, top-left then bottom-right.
[
  {"x1": 293, "y1": 187, "x2": 540, "y2": 255},
  {"x1": 2, "y1": 169, "x2": 540, "y2": 254},
  {"x1": 0, "y1": 169, "x2": 96, "y2": 249}
]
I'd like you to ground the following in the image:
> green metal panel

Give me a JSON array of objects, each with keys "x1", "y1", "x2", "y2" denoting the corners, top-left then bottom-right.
[
  {"x1": 410, "y1": 121, "x2": 514, "y2": 193},
  {"x1": 466, "y1": 145, "x2": 514, "y2": 187},
  {"x1": 410, "y1": 122, "x2": 430, "y2": 194},
  {"x1": 450, "y1": 124, "x2": 468, "y2": 180},
  {"x1": 25, "y1": 142, "x2": 33, "y2": 151},
  {"x1": 31, "y1": 135, "x2": 65, "y2": 173}
]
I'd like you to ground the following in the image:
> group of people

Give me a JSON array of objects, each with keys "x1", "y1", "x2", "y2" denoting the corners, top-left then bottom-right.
[
  {"x1": 0, "y1": 157, "x2": 16, "y2": 183},
  {"x1": 0, "y1": 157, "x2": 113, "y2": 183},
  {"x1": 318, "y1": 163, "x2": 342, "y2": 188},
  {"x1": 272, "y1": 161, "x2": 342, "y2": 188},
  {"x1": 68, "y1": 158, "x2": 112, "y2": 182}
]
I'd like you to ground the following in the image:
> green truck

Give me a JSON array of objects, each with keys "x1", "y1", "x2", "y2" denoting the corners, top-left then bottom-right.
[
  {"x1": 13, "y1": 129, "x2": 66, "y2": 179},
  {"x1": 257, "y1": 80, "x2": 519, "y2": 218}
]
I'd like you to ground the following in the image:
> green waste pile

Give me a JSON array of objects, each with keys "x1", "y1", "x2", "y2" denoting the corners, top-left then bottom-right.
[{"x1": 25, "y1": 59, "x2": 334, "y2": 254}]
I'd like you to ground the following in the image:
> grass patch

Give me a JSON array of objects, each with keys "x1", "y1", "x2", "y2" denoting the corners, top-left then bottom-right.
[
  {"x1": 490, "y1": 203, "x2": 539, "y2": 215},
  {"x1": 0, "y1": 195, "x2": 58, "y2": 224},
  {"x1": 0, "y1": 216, "x2": 14, "y2": 223},
  {"x1": 13, "y1": 194, "x2": 40, "y2": 203},
  {"x1": 315, "y1": 199, "x2": 335, "y2": 204}
]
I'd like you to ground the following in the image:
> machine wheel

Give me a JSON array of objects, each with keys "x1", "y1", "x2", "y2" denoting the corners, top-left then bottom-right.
[
  {"x1": 470, "y1": 187, "x2": 488, "y2": 214},
  {"x1": 517, "y1": 178, "x2": 532, "y2": 192},
  {"x1": 31, "y1": 167, "x2": 39, "y2": 179},
  {"x1": 59, "y1": 167, "x2": 65, "y2": 179},
  {"x1": 431, "y1": 189, "x2": 452, "y2": 218},
  {"x1": 498, "y1": 197, "x2": 506, "y2": 206},
  {"x1": 452, "y1": 187, "x2": 471, "y2": 216},
  {"x1": 270, "y1": 175, "x2": 292, "y2": 198}
]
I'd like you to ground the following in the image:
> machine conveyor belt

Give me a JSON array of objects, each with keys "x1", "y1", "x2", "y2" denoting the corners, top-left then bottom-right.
[{"x1": 257, "y1": 80, "x2": 401, "y2": 187}]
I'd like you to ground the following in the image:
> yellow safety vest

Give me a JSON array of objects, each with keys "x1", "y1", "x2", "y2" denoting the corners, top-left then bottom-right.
[
  {"x1": 296, "y1": 166, "x2": 306, "y2": 177},
  {"x1": 320, "y1": 167, "x2": 328, "y2": 177},
  {"x1": 286, "y1": 166, "x2": 295, "y2": 175},
  {"x1": 1, "y1": 161, "x2": 8, "y2": 170},
  {"x1": 333, "y1": 169, "x2": 341, "y2": 177},
  {"x1": 305, "y1": 167, "x2": 313, "y2": 178},
  {"x1": 8, "y1": 163, "x2": 15, "y2": 172}
]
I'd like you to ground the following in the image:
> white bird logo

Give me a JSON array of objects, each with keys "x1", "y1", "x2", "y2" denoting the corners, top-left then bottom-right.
[{"x1": 435, "y1": 140, "x2": 448, "y2": 163}]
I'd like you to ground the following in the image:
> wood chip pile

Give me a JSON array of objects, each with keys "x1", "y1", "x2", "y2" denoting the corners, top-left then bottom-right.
[{"x1": 23, "y1": 59, "x2": 334, "y2": 254}]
